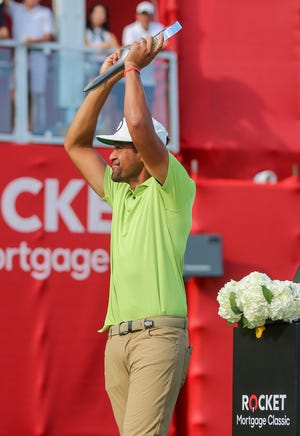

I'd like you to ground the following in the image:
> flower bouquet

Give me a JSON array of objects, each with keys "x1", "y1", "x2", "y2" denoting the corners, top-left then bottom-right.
[{"x1": 217, "y1": 271, "x2": 300, "y2": 338}]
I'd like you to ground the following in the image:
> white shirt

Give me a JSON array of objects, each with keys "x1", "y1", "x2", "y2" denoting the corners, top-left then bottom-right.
[
  {"x1": 122, "y1": 21, "x2": 164, "y2": 86},
  {"x1": 6, "y1": 1, "x2": 55, "y2": 93},
  {"x1": 6, "y1": 1, "x2": 55, "y2": 42},
  {"x1": 122, "y1": 21, "x2": 164, "y2": 46},
  {"x1": 85, "y1": 28, "x2": 112, "y2": 48}
]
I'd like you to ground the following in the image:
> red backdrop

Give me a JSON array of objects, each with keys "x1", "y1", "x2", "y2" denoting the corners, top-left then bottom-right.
[
  {"x1": 0, "y1": 144, "x2": 118, "y2": 435},
  {"x1": 1, "y1": 0, "x2": 300, "y2": 435},
  {"x1": 1, "y1": 145, "x2": 300, "y2": 436},
  {"x1": 177, "y1": 0, "x2": 300, "y2": 180}
]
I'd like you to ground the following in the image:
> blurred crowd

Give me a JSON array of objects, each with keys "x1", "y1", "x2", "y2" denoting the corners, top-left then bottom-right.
[{"x1": 0, "y1": 1, "x2": 166, "y2": 134}]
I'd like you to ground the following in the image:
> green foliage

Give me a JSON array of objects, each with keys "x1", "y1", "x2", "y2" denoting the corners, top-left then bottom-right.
[
  {"x1": 230, "y1": 292, "x2": 242, "y2": 315},
  {"x1": 262, "y1": 285, "x2": 273, "y2": 304}
]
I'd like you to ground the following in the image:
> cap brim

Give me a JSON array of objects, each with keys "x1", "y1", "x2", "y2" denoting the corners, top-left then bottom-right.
[
  {"x1": 96, "y1": 134, "x2": 131, "y2": 146},
  {"x1": 96, "y1": 136, "x2": 115, "y2": 146},
  {"x1": 96, "y1": 116, "x2": 168, "y2": 146}
]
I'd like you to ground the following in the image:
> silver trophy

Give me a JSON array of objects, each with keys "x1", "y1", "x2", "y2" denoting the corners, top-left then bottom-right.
[{"x1": 83, "y1": 21, "x2": 182, "y2": 93}]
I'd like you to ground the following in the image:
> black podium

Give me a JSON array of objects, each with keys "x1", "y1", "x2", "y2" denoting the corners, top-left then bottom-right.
[{"x1": 232, "y1": 323, "x2": 300, "y2": 435}]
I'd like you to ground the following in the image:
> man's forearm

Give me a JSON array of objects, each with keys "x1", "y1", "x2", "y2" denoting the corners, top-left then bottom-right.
[
  {"x1": 0, "y1": 26, "x2": 9, "y2": 39},
  {"x1": 25, "y1": 33, "x2": 54, "y2": 44},
  {"x1": 65, "y1": 83, "x2": 112, "y2": 151}
]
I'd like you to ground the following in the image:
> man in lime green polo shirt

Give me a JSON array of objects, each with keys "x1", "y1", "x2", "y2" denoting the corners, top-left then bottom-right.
[{"x1": 64, "y1": 33, "x2": 195, "y2": 436}]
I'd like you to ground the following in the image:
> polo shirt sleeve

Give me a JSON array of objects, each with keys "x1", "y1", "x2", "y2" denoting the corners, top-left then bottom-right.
[
  {"x1": 5, "y1": 1, "x2": 16, "y2": 16},
  {"x1": 102, "y1": 165, "x2": 114, "y2": 208},
  {"x1": 42, "y1": 7, "x2": 55, "y2": 36},
  {"x1": 162, "y1": 153, "x2": 196, "y2": 210},
  {"x1": 122, "y1": 24, "x2": 134, "y2": 45}
]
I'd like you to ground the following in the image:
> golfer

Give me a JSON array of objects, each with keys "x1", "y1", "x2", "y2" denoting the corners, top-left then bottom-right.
[{"x1": 64, "y1": 33, "x2": 195, "y2": 435}]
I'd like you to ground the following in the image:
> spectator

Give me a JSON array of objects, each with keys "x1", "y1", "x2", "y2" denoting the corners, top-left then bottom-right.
[
  {"x1": 0, "y1": 3, "x2": 9, "y2": 39},
  {"x1": 122, "y1": 1, "x2": 164, "y2": 109},
  {"x1": 86, "y1": 3, "x2": 119, "y2": 52},
  {"x1": 85, "y1": 2, "x2": 119, "y2": 80},
  {"x1": 3, "y1": 0, "x2": 55, "y2": 134}
]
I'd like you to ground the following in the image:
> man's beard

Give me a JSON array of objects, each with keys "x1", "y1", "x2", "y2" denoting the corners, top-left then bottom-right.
[{"x1": 111, "y1": 167, "x2": 123, "y2": 182}]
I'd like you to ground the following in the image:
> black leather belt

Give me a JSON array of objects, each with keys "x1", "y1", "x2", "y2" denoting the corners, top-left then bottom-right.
[{"x1": 109, "y1": 316, "x2": 187, "y2": 336}]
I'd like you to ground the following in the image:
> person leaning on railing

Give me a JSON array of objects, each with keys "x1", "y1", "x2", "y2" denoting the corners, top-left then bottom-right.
[
  {"x1": 3, "y1": 0, "x2": 56, "y2": 134},
  {"x1": 122, "y1": 1, "x2": 165, "y2": 111},
  {"x1": 85, "y1": 2, "x2": 120, "y2": 81}
]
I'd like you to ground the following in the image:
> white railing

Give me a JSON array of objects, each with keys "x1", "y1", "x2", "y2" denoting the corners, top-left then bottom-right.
[{"x1": 0, "y1": 40, "x2": 179, "y2": 151}]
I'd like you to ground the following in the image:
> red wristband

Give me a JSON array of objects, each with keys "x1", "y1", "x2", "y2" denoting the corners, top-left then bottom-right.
[{"x1": 124, "y1": 66, "x2": 140, "y2": 77}]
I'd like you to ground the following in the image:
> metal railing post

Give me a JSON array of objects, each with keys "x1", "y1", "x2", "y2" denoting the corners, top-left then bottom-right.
[{"x1": 14, "y1": 43, "x2": 29, "y2": 142}]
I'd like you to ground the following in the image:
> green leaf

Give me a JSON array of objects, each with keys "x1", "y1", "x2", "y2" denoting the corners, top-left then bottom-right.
[
  {"x1": 262, "y1": 285, "x2": 273, "y2": 304},
  {"x1": 237, "y1": 319, "x2": 244, "y2": 328},
  {"x1": 239, "y1": 315, "x2": 254, "y2": 329},
  {"x1": 229, "y1": 292, "x2": 242, "y2": 315}
]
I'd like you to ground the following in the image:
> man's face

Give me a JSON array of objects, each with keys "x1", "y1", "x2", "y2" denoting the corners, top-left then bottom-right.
[
  {"x1": 24, "y1": 0, "x2": 40, "y2": 9},
  {"x1": 136, "y1": 12, "x2": 153, "y2": 30},
  {"x1": 109, "y1": 143, "x2": 144, "y2": 184}
]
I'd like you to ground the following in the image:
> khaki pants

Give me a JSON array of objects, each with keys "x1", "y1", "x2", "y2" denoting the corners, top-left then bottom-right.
[{"x1": 104, "y1": 321, "x2": 192, "y2": 436}]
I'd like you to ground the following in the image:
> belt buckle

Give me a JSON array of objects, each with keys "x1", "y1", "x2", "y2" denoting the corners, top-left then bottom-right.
[
  {"x1": 119, "y1": 320, "x2": 132, "y2": 335},
  {"x1": 144, "y1": 319, "x2": 154, "y2": 329}
]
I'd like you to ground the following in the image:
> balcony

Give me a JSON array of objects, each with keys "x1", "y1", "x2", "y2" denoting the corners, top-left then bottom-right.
[{"x1": 0, "y1": 40, "x2": 179, "y2": 151}]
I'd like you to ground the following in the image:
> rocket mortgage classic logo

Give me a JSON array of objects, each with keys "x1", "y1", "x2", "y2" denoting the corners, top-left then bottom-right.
[
  {"x1": 235, "y1": 393, "x2": 292, "y2": 430},
  {"x1": 0, "y1": 177, "x2": 112, "y2": 281}
]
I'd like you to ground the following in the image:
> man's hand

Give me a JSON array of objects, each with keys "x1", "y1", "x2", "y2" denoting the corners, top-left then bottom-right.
[
  {"x1": 124, "y1": 33, "x2": 164, "y2": 70},
  {"x1": 99, "y1": 49, "x2": 124, "y2": 84}
]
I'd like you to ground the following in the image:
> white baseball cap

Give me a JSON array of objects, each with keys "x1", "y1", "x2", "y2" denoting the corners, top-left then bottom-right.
[
  {"x1": 96, "y1": 117, "x2": 168, "y2": 146},
  {"x1": 136, "y1": 1, "x2": 155, "y2": 15}
]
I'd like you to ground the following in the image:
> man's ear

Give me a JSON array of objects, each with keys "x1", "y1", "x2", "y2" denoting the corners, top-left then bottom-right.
[{"x1": 136, "y1": 152, "x2": 143, "y2": 163}]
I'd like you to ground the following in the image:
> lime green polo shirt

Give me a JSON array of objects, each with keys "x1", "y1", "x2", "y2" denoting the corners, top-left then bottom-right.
[{"x1": 99, "y1": 152, "x2": 195, "y2": 331}]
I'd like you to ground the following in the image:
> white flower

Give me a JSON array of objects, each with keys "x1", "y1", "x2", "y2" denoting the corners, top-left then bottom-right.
[
  {"x1": 269, "y1": 280, "x2": 295, "y2": 321},
  {"x1": 278, "y1": 282, "x2": 300, "y2": 323},
  {"x1": 217, "y1": 280, "x2": 241, "y2": 324},
  {"x1": 217, "y1": 271, "x2": 300, "y2": 330},
  {"x1": 235, "y1": 272, "x2": 271, "y2": 328}
]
